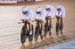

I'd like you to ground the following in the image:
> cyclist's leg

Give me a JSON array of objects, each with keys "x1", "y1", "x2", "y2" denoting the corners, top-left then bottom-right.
[
  {"x1": 44, "y1": 17, "x2": 49, "y2": 37},
  {"x1": 49, "y1": 17, "x2": 52, "y2": 36},
  {"x1": 39, "y1": 22, "x2": 43, "y2": 39},
  {"x1": 40, "y1": 20, "x2": 45, "y2": 39},
  {"x1": 35, "y1": 21, "x2": 39, "y2": 41},
  {"x1": 28, "y1": 20, "x2": 33, "y2": 35},
  {"x1": 56, "y1": 16, "x2": 60, "y2": 36},
  {"x1": 28, "y1": 20, "x2": 33, "y2": 42},
  {"x1": 60, "y1": 17, "x2": 63, "y2": 35},
  {"x1": 29, "y1": 25, "x2": 33, "y2": 42}
]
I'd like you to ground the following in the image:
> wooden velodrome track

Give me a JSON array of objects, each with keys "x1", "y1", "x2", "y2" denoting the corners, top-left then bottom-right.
[{"x1": 0, "y1": 0, "x2": 75, "y2": 49}]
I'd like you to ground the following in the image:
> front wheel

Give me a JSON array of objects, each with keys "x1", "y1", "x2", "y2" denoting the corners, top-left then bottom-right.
[{"x1": 21, "y1": 25, "x2": 28, "y2": 44}]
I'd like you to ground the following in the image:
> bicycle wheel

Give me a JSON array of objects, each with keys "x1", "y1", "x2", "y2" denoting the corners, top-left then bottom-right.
[
  {"x1": 35, "y1": 25, "x2": 39, "y2": 41},
  {"x1": 44, "y1": 22, "x2": 48, "y2": 37},
  {"x1": 21, "y1": 24, "x2": 27, "y2": 44},
  {"x1": 49, "y1": 23, "x2": 51, "y2": 36},
  {"x1": 59, "y1": 23, "x2": 63, "y2": 34},
  {"x1": 56, "y1": 22, "x2": 60, "y2": 35}
]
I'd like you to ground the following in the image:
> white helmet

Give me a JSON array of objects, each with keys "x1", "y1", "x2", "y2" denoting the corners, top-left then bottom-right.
[
  {"x1": 36, "y1": 7, "x2": 42, "y2": 12},
  {"x1": 46, "y1": 4, "x2": 53, "y2": 8},
  {"x1": 46, "y1": 4, "x2": 53, "y2": 11},
  {"x1": 57, "y1": 5, "x2": 64, "y2": 10},
  {"x1": 22, "y1": 6, "x2": 29, "y2": 12}
]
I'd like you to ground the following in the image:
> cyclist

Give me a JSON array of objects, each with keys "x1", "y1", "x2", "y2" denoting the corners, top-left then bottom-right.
[
  {"x1": 44, "y1": 5, "x2": 55, "y2": 36},
  {"x1": 20, "y1": 6, "x2": 34, "y2": 44},
  {"x1": 35, "y1": 7, "x2": 46, "y2": 41},
  {"x1": 56, "y1": 5, "x2": 65, "y2": 36}
]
